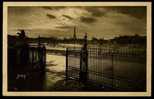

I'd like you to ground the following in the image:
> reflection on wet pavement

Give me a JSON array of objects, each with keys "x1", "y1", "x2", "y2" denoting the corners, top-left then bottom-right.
[{"x1": 44, "y1": 54, "x2": 65, "y2": 91}]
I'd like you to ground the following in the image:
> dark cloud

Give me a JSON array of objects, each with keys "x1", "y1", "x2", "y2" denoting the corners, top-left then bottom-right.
[
  {"x1": 8, "y1": 7, "x2": 34, "y2": 15},
  {"x1": 56, "y1": 26, "x2": 73, "y2": 29},
  {"x1": 80, "y1": 16, "x2": 97, "y2": 24},
  {"x1": 106, "y1": 6, "x2": 146, "y2": 19},
  {"x1": 85, "y1": 7, "x2": 106, "y2": 17},
  {"x1": 62, "y1": 15, "x2": 73, "y2": 20},
  {"x1": 42, "y1": 7, "x2": 53, "y2": 10},
  {"x1": 119, "y1": 7, "x2": 146, "y2": 19},
  {"x1": 43, "y1": 6, "x2": 146, "y2": 19},
  {"x1": 42, "y1": 6, "x2": 66, "y2": 10},
  {"x1": 84, "y1": 6, "x2": 146, "y2": 19},
  {"x1": 46, "y1": 14, "x2": 56, "y2": 19}
]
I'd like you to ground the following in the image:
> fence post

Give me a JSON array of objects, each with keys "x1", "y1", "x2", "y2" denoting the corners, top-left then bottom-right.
[
  {"x1": 65, "y1": 48, "x2": 68, "y2": 81},
  {"x1": 80, "y1": 33, "x2": 88, "y2": 83},
  {"x1": 42, "y1": 45, "x2": 46, "y2": 71},
  {"x1": 111, "y1": 53, "x2": 114, "y2": 89},
  {"x1": 32, "y1": 48, "x2": 34, "y2": 65}
]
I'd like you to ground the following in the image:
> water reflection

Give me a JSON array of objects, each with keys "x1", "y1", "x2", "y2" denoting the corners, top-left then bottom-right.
[{"x1": 44, "y1": 54, "x2": 65, "y2": 91}]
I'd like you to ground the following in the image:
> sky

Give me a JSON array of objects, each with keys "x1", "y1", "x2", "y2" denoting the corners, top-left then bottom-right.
[{"x1": 8, "y1": 6, "x2": 146, "y2": 39}]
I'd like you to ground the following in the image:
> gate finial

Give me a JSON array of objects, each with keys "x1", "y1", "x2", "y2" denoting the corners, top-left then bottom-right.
[{"x1": 83, "y1": 33, "x2": 87, "y2": 50}]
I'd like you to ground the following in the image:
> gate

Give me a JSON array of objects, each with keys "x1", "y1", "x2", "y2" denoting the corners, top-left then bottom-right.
[
  {"x1": 65, "y1": 34, "x2": 146, "y2": 91},
  {"x1": 66, "y1": 33, "x2": 88, "y2": 82},
  {"x1": 8, "y1": 31, "x2": 46, "y2": 91}
]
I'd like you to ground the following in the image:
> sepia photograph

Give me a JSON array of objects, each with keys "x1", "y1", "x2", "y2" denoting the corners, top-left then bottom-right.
[{"x1": 3, "y1": 2, "x2": 151, "y2": 96}]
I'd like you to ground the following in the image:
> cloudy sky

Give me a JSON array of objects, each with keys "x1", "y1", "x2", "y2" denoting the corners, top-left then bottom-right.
[{"x1": 8, "y1": 6, "x2": 146, "y2": 39}]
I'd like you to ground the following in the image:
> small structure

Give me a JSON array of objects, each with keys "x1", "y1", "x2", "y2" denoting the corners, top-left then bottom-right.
[{"x1": 8, "y1": 30, "x2": 46, "y2": 91}]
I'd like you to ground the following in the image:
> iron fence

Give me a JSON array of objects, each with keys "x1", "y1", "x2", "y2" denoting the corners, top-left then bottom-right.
[
  {"x1": 66, "y1": 46, "x2": 146, "y2": 91},
  {"x1": 66, "y1": 47, "x2": 81, "y2": 81}
]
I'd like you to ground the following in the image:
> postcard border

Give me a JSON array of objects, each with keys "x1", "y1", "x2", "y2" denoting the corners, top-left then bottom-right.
[{"x1": 3, "y1": 1, "x2": 152, "y2": 96}]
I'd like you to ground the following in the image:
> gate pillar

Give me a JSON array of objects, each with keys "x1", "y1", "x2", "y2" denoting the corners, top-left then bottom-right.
[{"x1": 80, "y1": 33, "x2": 88, "y2": 82}]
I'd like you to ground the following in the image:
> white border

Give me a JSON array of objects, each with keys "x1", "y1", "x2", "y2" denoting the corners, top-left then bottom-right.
[{"x1": 3, "y1": 2, "x2": 152, "y2": 96}]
